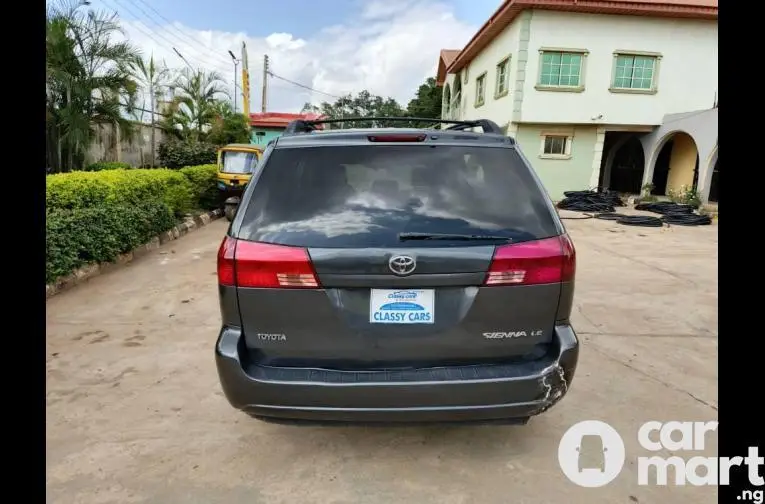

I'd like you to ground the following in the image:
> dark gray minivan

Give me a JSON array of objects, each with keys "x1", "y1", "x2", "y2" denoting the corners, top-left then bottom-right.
[{"x1": 215, "y1": 118, "x2": 579, "y2": 424}]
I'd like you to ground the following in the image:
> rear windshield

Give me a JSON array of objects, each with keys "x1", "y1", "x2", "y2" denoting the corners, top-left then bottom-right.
[{"x1": 237, "y1": 145, "x2": 559, "y2": 248}]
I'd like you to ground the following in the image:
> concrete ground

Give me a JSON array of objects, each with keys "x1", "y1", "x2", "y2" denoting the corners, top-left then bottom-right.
[{"x1": 46, "y1": 215, "x2": 718, "y2": 504}]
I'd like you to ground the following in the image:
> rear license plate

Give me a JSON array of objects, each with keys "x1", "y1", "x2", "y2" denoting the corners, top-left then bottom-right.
[{"x1": 369, "y1": 289, "x2": 435, "y2": 324}]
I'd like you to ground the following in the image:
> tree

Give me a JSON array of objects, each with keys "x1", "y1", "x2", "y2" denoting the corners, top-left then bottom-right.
[
  {"x1": 161, "y1": 68, "x2": 229, "y2": 142},
  {"x1": 46, "y1": 0, "x2": 141, "y2": 172},
  {"x1": 207, "y1": 101, "x2": 251, "y2": 145},
  {"x1": 302, "y1": 90, "x2": 407, "y2": 129},
  {"x1": 131, "y1": 54, "x2": 172, "y2": 166},
  {"x1": 406, "y1": 77, "x2": 442, "y2": 124}
]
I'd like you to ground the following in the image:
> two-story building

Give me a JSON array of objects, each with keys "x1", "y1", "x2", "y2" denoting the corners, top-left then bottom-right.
[{"x1": 436, "y1": 0, "x2": 718, "y2": 203}]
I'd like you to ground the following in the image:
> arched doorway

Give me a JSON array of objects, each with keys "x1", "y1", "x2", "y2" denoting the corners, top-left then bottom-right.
[
  {"x1": 609, "y1": 136, "x2": 645, "y2": 194},
  {"x1": 650, "y1": 132, "x2": 699, "y2": 196},
  {"x1": 452, "y1": 77, "x2": 462, "y2": 119},
  {"x1": 708, "y1": 155, "x2": 719, "y2": 202},
  {"x1": 442, "y1": 83, "x2": 451, "y2": 117}
]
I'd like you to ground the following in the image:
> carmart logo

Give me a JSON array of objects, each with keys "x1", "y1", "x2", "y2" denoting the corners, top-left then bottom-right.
[{"x1": 559, "y1": 420, "x2": 763, "y2": 494}]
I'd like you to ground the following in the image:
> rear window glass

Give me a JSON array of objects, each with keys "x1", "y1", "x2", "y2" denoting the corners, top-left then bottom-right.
[{"x1": 237, "y1": 145, "x2": 558, "y2": 248}]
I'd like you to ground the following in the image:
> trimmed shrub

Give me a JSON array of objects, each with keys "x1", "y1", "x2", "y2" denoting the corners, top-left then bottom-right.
[
  {"x1": 82, "y1": 161, "x2": 132, "y2": 171},
  {"x1": 158, "y1": 141, "x2": 218, "y2": 169},
  {"x1": 46, "y1": 164, "x2": 221, "y2": 284},
  {"x1": 46, "y1": 169, "x2": 193, "y2": 216},
  {"x1": 46, "y1": 201, "x2": 176, "y2": 284},
  {"x1": 180, "y1": 164, "x2": 219, "y2": 210}
]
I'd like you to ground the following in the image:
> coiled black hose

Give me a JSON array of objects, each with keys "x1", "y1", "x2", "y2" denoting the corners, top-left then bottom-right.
[
  {"x1": 635, "y1": 201, "x2": 695, "y2": 215},
  {"x1": 557, "y1": 190, "x2": 624, "y2": 213},
  {"x1": 594, "y1": 212, "x2": 627, "y2": 221},
  {"x1": 662, "y1": 213, "x2": 712, "y2": 226},
  {"x1": 616, "y1": 215, "x2": 664, "y2": 227}
]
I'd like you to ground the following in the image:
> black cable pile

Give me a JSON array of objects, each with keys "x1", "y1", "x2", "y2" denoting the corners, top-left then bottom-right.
[
  {"x1": 634, "y1": 201, "x2": 695, "y2": 215},
  {"x1": 662, "y1": 213, "x2": 712, "y2": 226},
  {"x1": 594, "y1": 212, "x2": 627, "y2": 221},
  {"x1": 634, "y1": 201, "x2": 712, "y2": 226},
  {"x1": 616, "y1": 215, "x2": 664, "y2": 227},
  {"x1": 557, "y1": 190, "x2": 625, "y2": 213}
]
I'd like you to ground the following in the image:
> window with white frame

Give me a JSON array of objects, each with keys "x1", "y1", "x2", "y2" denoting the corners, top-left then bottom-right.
[
  {"x1": 495, "y1": 57, "x2": 510, "y2": 97},
  {"x1": 540, "y1": 134, "x2": 573, "y2": 158},
  {"x1": 475, "y1": 72, "x2": 486, "y2": 107},
  {"x1": 612, "y1": 53, "x2": 659, "y2": 91}
]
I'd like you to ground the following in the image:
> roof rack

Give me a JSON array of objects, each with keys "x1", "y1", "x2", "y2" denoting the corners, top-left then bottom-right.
[{"x1": 282, "y1": 117, "x2": 505, "y2": 136}]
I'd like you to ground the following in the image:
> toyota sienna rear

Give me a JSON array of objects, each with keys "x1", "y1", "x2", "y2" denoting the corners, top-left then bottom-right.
[{"x1": 215, "y1": 118, "x2": 579, "y2": 424}]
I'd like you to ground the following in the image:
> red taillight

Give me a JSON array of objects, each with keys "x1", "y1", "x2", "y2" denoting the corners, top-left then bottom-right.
[
  {"x1": 217, "y1": 236, "x2": 237, "y2": 286},
  {"x1": 217, "y1": 237, "x2": 319, "y2": 288},
  {"x1": 367, "y1": 134, "x2": 426, "y2": 142},
  {"x1": 485, "y1": 235, "x2": 576, "y2": 286}
]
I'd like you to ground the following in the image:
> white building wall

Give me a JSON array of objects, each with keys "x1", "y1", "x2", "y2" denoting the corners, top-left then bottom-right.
[
  {"x1": 520, "y1": 11, "x2": 718, "y2": 125},
  {"x1": 442, "y1": 19, "x2": 523, "y2": 126}
]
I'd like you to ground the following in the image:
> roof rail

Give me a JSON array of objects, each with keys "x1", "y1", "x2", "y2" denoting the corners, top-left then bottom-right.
[{"x1": 282, "y1": 116, "x2": 505, "y2": 136}]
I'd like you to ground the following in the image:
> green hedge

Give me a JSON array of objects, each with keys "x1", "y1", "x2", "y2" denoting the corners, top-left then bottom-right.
[
  {"x1": 46, "y1": 201, "x2": 176, "y2": 284},
  {"x1": 179, "y1": 164, "x2": 218, "y2": 210},
  {"x1": 83, "y1": 161, "x2": 132, "y2": 172},
  {"x1": 158, "y1": 141, "x2": 218, "y2": 169},
  {"x1": 47, "y1": 169, "x2": 194, "y2": 216},
  {"x1": 46, "y1": 164, "x2": 220, "y2": 284}
]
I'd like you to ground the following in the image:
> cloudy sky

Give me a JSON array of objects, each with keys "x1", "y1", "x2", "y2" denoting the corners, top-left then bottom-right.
[{"x1": 86, "y1": 0, "x2": 502, "y2": 113}]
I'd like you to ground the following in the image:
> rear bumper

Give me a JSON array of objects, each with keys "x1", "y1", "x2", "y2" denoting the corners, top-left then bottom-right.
[{"x1": 215, "y1": 325, "x2": 579, "y2": 423}]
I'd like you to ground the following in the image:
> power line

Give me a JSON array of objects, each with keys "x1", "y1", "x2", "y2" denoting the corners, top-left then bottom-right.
[
  {"x1": 267, "y1": 71, "x2": 341, "y2": 99},
  {"x1": 124, "y1": 0, "x2": 231, "y2": 68},
  {"x1": 101, "y1": 0, "x2": 231, "y2": 73}
]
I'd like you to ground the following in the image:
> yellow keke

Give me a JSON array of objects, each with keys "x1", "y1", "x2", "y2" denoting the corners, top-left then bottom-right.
[
  {"x1": 216, "y1": 144, "x2": 263, "y2": 219},
  {"x1": 217, "y1": 143, "x2": 263, "y2": 196}
]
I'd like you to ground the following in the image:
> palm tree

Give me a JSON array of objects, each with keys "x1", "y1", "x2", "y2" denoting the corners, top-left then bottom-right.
[
  {"x1": 46, "y1": 0, "x2": 141, "y2": 172},
  {"x1": 131, "y1": 54, "x2": 171, "y2": 166},
  {"x1": 163, "y1": 68, "x2": 229, "y2": 141}
]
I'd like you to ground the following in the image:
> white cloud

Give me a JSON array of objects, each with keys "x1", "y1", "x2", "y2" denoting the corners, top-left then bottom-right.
[{"x1": 116, "y1": 0, "x2": 475, "y2": 114}]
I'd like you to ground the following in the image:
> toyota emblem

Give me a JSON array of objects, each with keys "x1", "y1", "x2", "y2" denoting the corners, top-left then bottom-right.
[{"x1": 388, "y1": 255, "x2": 417, "y2": 276}]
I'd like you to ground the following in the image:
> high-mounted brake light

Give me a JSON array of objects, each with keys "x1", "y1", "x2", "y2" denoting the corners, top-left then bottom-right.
[
  {"x1": 217, "y1": 237, "x2": 320, "y2": 288},
  {"x1": 367, "y1": 134, "x2": 427, "y2": 143},
  {"x1": 485, "y1": 235, "x2": 576, "y2": 286}
]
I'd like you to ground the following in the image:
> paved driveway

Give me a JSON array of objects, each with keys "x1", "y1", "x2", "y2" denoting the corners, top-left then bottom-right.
[{"x1": 46, "y1": 216, "x2": 718, "y2": 504}]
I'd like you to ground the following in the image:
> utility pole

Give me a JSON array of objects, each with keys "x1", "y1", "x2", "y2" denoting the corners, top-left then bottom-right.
[
  {"x1": 228, "y1": 50, "x2": 240, "y2": 113},
  {"x1": 261, "y1": 54, "x2": 269, "y2": 113}
]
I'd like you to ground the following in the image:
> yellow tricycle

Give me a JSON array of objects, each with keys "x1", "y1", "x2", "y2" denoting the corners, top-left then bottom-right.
[{"x1": 216, "y1": 143, "x2": 263, "y2": 221}]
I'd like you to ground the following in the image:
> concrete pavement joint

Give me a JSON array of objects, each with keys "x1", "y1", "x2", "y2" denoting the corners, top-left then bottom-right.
[{"x1": 46, "y1": 209, "x2": 223, "y2": 300}]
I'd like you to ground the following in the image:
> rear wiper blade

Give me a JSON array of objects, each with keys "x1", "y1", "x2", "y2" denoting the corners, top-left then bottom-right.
[{"x1": 398, "y1": 232, "x2": 513, "y2": 242}]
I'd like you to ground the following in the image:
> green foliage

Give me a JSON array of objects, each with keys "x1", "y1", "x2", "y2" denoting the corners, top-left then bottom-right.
[
  {"x1": 46, "y1": 201, "x2": 175, "y2": 284},
  {"x1": 667, "y1": 185, "x2": 701, "y2": 208},
  {"x1": 46, "y1": 168, "x2": 193, "y2": 216},
  {"x1": 83, "y1": 161, "x2": 132, "y2": 171},
  {"x1": 46, "y1": 163, "x2": 221, "y2": 283},
  {"x1": 302, "y1": 90, "x2": 408, "y2": 128},
  {"x1": 207, "y1": 108, "x2": 251, "y2": 145},
  {"x1": 406, "y1": 77, "x2": 442, "y2": 124},
  {"x1": 160, "y1": 68, "x2": 229, "y2": 142},
  {"x1": 158, "y1": 140, "x2": 218, "y2": 169},
  {"x1": 46, "y1": 1, "x2": 141, "y2": 173},
  {"x1": 179, "y1": 164, "x2": 219, "y2": 210}
]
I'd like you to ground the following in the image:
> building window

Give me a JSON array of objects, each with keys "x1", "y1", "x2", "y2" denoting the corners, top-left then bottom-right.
[
  {"x1": 611, "y1": 52, "x2": 661, "y2": 93},
  {"x1": 495, "y1": 57, "x2": 510, "y2": 98},
  {"x1": 539, "y1": 132, "x2": 573, "y2": 159},
  {"x1": 540, "y1": 51, "x2": 583, "y2": 87},
  {"x1": 475, "y1": 72, "x2": 487, "y2": 107}
]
